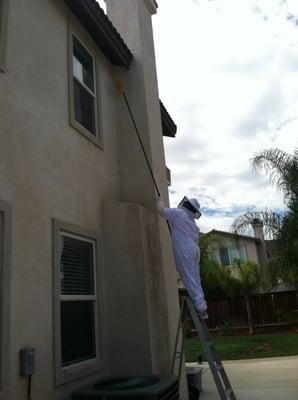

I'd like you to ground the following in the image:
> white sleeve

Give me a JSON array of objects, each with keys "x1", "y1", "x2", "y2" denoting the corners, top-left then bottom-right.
[{"x1": 162, "y1": 207, "x2": 179, "y2": 224}]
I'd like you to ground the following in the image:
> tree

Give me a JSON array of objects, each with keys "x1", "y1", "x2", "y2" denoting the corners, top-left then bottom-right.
[
  {"x1": 273, "y1": 208, "x2": 298, "y2": 286},
  {"x1": 232, "y1": 259, "x2": 262, "y2": 334},
  {"x1": 232, "y1": 148, "x2": 298, "y2": 287},
  {"x1": 199, "y1": 235, "x2": 262, "y2": 333},
  {"x1": 199, "y1": 234, "x2": 240, "y2": 298},
  {"x1": 230, "y1": 209, "x2": 282, "y2": 239},
  {"x1": 252, "y1": 148, "x2": 297, "y2": 209},
  {"x1": 199, "y1": 235, "x2": 264, "y2": 333}
]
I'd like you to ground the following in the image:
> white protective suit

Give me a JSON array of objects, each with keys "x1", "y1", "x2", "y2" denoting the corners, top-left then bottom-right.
[{"x1": 158, "y1": 201, "x2": 207, "y2": 313}]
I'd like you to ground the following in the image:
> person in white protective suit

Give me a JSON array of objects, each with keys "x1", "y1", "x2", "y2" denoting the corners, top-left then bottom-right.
[{"x1": 157, "y1": 196, "x2": 208, "y2": 318}]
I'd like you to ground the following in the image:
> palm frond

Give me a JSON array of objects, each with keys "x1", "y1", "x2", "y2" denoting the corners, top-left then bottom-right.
[
  {"x1": 251, "y1": 148, "x2": 297, "y2": 202},
  {"x1": 231, "y1": 209, "x2": 282, "y2": 238}
]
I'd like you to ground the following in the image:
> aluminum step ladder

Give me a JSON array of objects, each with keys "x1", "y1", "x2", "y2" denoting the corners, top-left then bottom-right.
[{"x1": 171, "y1": 297, "x2": 237, "y2": 400}]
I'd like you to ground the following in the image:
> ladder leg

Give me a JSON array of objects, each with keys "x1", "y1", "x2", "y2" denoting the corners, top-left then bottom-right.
[
  {"x1": 186, "y1": 298, "x2": 237, "y2": 400},
  {"x1": 198, "y1": 318, "x2": 236, "y2": 399},
  {"x1": 171, "y1": 298, "x2": 187, "y2": 376}
]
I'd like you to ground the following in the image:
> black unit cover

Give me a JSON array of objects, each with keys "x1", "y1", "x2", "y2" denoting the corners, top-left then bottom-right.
[{"x1": 71, "y1": 375, "x2": 179, "y2": 399}]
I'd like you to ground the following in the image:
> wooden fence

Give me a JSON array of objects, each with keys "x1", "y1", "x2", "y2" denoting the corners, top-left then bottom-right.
[{"x1": 180, "y1": 290, "x2": 298, "y2": 331}]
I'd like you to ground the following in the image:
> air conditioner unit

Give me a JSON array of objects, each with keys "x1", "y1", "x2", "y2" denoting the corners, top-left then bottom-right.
[{"x1": 71, "y1": 375, "x2": 179, "y2": 400}]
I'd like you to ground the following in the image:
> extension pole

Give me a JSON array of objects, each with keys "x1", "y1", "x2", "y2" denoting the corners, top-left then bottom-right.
[
  {"x1": 115, "y1": 82, "x2": 161, "y2": 197},
  {"x1": 116, "y1": 82, "x2": 172, "y2": 235}
]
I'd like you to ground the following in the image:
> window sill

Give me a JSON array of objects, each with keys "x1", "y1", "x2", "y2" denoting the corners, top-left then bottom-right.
[
  {"x1": 70, "y1": 118, "x2": 103, "y2": 150},
  {"x1": 55, "y1": 358, "x2": 104, "y2": 386}
]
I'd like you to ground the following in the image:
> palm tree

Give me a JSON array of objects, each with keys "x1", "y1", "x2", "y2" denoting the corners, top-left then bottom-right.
[
  {"x1": 232, "y1": 148, "x2": 298, "y2": 287},
  {"x1": 231, "y1": 209, "x2": 282, "y2": 239},
  {"x1": 233, "y1": 259, "x2": 262, "y2": 334},
  {"x1": 253, "y1": 149, "x2": 297, "y2": 285}
]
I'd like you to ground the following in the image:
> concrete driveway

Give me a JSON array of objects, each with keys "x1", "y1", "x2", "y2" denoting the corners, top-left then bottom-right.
[{"x1": 187, "y1": 356, "x2": 298, "y2": 400}]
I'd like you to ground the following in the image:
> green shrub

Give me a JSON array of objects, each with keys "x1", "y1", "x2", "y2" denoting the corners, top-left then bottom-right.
[
  {"x1": 274, "y1": 308, "x2": 287, "y2": 323},
  {"x1": 289, "y1": 309, "x2": 298, "y2": 321},
  {"x1": 218, "y1": 320, "x2": 233, "y2": 336}
]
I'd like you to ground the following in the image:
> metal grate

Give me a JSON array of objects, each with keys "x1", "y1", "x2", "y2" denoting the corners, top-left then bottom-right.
[{"x1": 158, "y1": 381, "x2": 179, "y2": 399}]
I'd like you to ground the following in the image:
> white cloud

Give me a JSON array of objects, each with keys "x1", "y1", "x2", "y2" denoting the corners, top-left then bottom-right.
[{"x1": 153, "y1": 0, "x2": 297, "y2": 232}]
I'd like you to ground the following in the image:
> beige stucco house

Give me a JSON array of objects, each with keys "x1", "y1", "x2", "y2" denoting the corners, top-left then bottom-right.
[
  {"x1": 0, "y1": 1, "x2": 186, "y2": 399},
  {"x1": 177, "y1": 228, "x2": 268, "y2": 292},
  {"x1": 206, "y1": 229, "x2": 268, "y2": 270}
]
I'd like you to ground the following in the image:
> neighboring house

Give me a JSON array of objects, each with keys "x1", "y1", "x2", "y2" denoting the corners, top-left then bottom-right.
[
  {"x1": 206, "y1": 229, "x2": 266, "y2": 269},
  {"x1": 204, "y1": 229, "x2": 294, "y2": 293},
  {"x1": 0, "y1": 1, "x2": 184, "y2": 399}
]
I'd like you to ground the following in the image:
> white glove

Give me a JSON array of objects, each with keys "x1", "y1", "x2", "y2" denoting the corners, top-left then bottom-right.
[{"x1": 156, "y1": 194, "x2": 165, "y2": 215}]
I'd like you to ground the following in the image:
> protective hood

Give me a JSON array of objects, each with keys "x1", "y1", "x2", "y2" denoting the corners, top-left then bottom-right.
[{"x1": 178, "y1": 196, "x2": 201, "y2": 219}]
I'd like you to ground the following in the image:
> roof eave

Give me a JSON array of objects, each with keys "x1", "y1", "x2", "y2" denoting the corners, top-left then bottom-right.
[
  {"x1": 64, "y1": 0, "x2": 133, "y2": 69},
  {"x1": 160, "y1": 100, "x2": 177, "y2": 138},
  {"x1": 207, "y1": 229, "x2": 258, "y2": 242}
]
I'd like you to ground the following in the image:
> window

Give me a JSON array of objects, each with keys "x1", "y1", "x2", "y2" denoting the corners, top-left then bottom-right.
[
  {"x1": 219, "y1": 248, "x2": 230, "y2": 266},
  {"x1": 229, "y1": 246, "x2": 240, "y2": 265},
  {"x1": 53, "y1": 220, "x2": 103, "y2": 385},
  {"x1": 238, "y1": 245, "x2": 247, "y2": 261},
  {"x1": 0, "y1": 200, "x2": 11, "y2": 399},
  {"x1": 0, "y1": 0, "x2": 9, "y2": 72},
  {"x1": 214, "y1": 244, "x2": 247, "y2": 267},
  {"x1": 60, "y1": 234, "x2": 97, "y2": 366},
  {"x1": 69, "y1": 30, "x2": 101, "y2": 145}
]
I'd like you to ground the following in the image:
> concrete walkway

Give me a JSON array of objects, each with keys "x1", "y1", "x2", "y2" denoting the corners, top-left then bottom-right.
[{"x1": 187, "y1": 356, "x2": 298, "y2": 400}]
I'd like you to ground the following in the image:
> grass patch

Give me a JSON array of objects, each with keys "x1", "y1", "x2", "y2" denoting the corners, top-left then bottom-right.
[{"x1": 185, "y1": 332, "x2": 298, "y2": 362}]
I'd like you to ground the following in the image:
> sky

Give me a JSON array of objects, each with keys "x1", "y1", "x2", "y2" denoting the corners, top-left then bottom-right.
[{"x1": 152, "y1": 0, "x2": 298, "y2": 233}]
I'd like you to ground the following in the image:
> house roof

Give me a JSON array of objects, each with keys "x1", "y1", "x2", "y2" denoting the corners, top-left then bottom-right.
[
  {"x1": 160, "y1": 100, "x2": 177, "y2": 137},
  {"x1": 64, "y1": 0, "x2": 133, "y2": 69},
  {"x1": 205, "y1": 229, "x2": 260, "y2": 242}
]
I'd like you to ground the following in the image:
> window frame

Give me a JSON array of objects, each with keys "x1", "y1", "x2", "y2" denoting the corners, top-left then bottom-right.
[
  {"x1": 0, "y1": 199, "x2": 12, "y2": 399},
  {"x1": 68, "y1": 25, "x2": 103, "y2": 148},
  {"x1": 53, "y1": 219, "x2": 104, "y2": 386},
  {"x1": 0, "y1": 0, "x2": 9, "y2": 72},
  {"x1": 214, "y1": 244, "x2": 247, "y2": 267}
]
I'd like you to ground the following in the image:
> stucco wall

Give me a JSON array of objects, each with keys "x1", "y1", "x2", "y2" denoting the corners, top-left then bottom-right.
[
  {"x1": 106, "y1": 0, "x2": 186, "y2": 396},
  {"x1": 102, "y1": 200, "x2": 171, "y2": 375},
  {"x1": 0, "y1": 0, "x2": 122, "y2": 397},
  {"x1": 0, "y1": 0, "x2": 180, "y2": 399}
]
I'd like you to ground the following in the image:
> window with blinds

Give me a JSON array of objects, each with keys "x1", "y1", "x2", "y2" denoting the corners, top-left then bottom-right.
[{"x1": 60, "y1": 234, "x2": 97, "y2": 367}]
